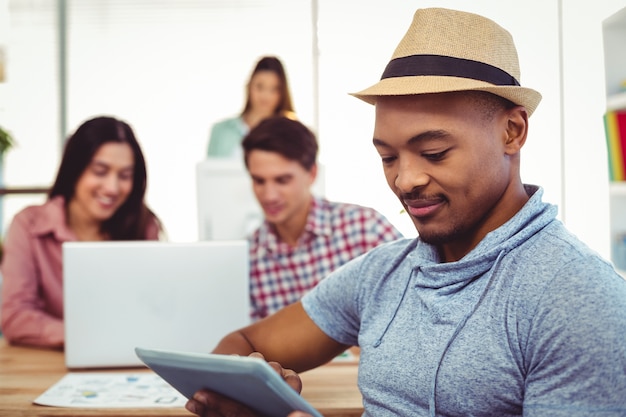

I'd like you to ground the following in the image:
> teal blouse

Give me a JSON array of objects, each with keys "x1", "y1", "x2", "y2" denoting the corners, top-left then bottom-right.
[{"x1": 207, "y1": 116, "x2": 249, "y2": 158}]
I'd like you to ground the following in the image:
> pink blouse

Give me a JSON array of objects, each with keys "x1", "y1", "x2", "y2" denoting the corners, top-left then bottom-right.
[{"x1": 0, "y1": 196, "x2": 160, "y2": 348}]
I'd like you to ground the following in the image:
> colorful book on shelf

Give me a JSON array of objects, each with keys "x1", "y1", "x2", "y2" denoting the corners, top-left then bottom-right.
[{"x1": 603, "y1": 110, "x2": 626, "y2": 181}]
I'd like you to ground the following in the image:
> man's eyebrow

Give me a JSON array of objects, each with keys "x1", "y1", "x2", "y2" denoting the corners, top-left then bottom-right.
[
  {"x1": 408, "y1": 130, "x2": 450, "y2": 145},
  {"x1": 275, "y1": 173, "x2": 294, "y2": 181},
  {"x1": 372, "y1": 138, "x2": 390, "y2": 147},
  {"x1": 373, "y1": 130, "x2": 450, "y2": 147},
  {"x1": 250, "y1": 173, "x2": 294, "y2": 181}
]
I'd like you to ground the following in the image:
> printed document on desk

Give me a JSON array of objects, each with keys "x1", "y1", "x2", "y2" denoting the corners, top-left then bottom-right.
[{"x1": 33, "y1": 372, "x2": 187, "y2": 408}]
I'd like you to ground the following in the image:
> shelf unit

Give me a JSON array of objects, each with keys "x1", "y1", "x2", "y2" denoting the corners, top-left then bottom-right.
[
  {"x1": 610, "y1": 183, "x2": 626, "y2": 278},
  {"x1": 607, "y1": 91, "x2": 626, "y2": 111},
  {"x1": 603, "y1": 8, "x2": 626, "y2": 278}
]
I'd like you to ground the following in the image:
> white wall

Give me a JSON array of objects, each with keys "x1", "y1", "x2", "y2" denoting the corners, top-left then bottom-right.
[
  {"x1": 0, "y1": 1, "x2": 620, "y2": 259},
  {"x1": 1, "y1": 1, "x2": 59, "y2": 236},
  {"x1": 2, "y1": 0, "x2": 316, "y2": 241},
  {"x1": 64, "y1": 0, "x2": 316, "y2": 242},
  {"x1": 561, "y1": 0, "x2": 626, "y2": 260}
]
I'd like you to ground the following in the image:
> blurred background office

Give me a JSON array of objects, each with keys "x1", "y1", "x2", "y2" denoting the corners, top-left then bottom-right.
[{"x1": 0, "y1": 0, "x2": 625, "y2": 263}]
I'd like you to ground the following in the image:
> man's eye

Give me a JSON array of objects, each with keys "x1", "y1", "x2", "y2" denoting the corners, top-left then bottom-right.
[
  {"x1": 381, "y1": 156, "x2": 396, "y2": 165},
  {"x1": 423, "y1": 150, "x2": 448, "y2": 161}
]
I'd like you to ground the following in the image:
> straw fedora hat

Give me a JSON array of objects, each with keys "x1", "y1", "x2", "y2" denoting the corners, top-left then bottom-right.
[{"x1": 351, "y1": 8, "x2": 542, "y2": 116}]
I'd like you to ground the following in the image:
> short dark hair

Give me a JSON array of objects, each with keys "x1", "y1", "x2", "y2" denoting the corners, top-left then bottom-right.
[
  {"x1": 242, "y1": 116, "x2": 317, "y2": 171},
  {"x1": 465, "y1": 91, "x2": 517, "y2": 121}
]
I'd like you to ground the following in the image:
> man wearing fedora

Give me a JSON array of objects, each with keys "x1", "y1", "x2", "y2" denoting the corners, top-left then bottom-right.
[{"x1": 186, "y1": 8, "x2": 626, "y2": 417}]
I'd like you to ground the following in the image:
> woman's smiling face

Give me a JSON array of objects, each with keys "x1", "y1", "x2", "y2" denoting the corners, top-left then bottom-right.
[{"x1": 71, "y1": 142, "x2": 135, "y2": 223}]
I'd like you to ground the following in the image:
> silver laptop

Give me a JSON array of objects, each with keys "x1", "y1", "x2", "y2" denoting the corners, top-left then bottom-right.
[{"x1": 63, "y1": 240, "x2": 250, "y2": 369}]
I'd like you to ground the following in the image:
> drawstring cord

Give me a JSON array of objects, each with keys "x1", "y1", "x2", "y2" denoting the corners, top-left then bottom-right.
[
  {"x1": 428, "y1": 250, "x2": 506, "y2": 417},
  {"x1": 373, "y1": 267, "x2": 414, "y2": 347},
  {"x1": 372, "y1": 241, "x2": 418, "y2": 347}
]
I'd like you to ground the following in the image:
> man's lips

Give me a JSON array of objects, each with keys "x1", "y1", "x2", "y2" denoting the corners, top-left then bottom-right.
[
  {"x1": 403, "y1": 198, "x2": 445, "y2": 218},
  {"x1": 262, "y1": 204, "x2": 282, "y2": 217}
]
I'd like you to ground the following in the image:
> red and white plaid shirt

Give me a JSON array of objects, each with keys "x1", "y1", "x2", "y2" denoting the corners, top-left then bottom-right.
[{"x1": 248, "y1": 196, "x2": 403, "y2": 320}]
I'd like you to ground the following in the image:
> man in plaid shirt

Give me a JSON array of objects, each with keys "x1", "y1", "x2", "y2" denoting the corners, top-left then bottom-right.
[{"x1": 243, "y1": 116, "x2": 403, "y2": 320}]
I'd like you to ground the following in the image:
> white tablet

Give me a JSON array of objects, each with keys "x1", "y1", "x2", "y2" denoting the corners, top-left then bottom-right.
[{"x1": 135, "y1": 347, "x2": 323, "y2": 417}]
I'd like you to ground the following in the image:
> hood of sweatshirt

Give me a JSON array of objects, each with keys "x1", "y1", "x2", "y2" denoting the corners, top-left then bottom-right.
[
  {"x1": 372, "y1": 185, "x2": 558, "y2": 417},
  {"x1": 411, "y1": 185, "x2": 555, "y2": 285}
]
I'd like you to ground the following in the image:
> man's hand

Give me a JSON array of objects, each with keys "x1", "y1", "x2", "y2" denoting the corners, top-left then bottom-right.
[{"x1": 184, "y1": 352, "x2": 305, "y2": 417}]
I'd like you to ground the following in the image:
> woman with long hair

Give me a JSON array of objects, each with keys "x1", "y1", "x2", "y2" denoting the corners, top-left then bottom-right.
[
  {"x1": 207, "y1": 56, "x2": 296, "y2": 158},
  {"x1": 0, "y1": 116, "x2": 163, "y2": 349}
]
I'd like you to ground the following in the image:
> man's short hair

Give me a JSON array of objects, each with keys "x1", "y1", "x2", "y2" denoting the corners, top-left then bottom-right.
[
  {"x1": 465, "y1": 91, "x2": 518, "y2": 121},
  {"x1": 242, "y1": 116, "x2": 318, "y2": 171}
]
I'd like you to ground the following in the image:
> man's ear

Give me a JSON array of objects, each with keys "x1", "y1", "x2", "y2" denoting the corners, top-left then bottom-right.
[
  {"x1": 503, "y1": 106, "x2": 529, "y2": 154},
  {"x1": 308, "y1": 163, "x2": 318, "y2": 185}
]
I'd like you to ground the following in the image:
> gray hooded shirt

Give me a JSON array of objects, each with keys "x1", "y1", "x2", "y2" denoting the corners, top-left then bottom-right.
[{"x1": 302, "y1": 185, "x2": 626, "y2": 416}]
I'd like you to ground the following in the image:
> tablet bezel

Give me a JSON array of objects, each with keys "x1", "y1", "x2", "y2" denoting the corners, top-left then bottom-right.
[{"x1": 135, "y1": 347, "x2": 323, "y2": 417}]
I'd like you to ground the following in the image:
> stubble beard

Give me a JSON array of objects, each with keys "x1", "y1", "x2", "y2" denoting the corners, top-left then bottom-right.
[{"x1": 414, "y1": 221, "x2": 465, "y2": 247}]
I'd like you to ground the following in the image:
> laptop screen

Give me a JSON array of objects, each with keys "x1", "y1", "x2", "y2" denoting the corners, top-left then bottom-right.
[{"x1": 63, "y1": 240, "x2": 250, "y2": 369}]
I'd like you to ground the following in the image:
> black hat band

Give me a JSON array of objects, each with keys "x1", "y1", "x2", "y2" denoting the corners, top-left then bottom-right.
[{"x1": 381, "y1": 54, "x2": 520, "y2": 86}]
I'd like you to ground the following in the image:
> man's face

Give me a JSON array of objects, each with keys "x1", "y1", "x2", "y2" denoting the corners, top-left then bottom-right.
[
  {"x1": 373, "y1": 92, "x2": 523, "y2": 259},
  {"x1": 247, "y1": 149, "x2": 315, "y2": 228}
]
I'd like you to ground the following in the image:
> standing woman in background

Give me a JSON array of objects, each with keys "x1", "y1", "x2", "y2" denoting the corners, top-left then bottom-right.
[
  {"x1": 207, "y1": 56, "x2": 296, "y2": 159},
  {"x1": 0, "y1": 116, "x2": 163, "y2": 349}
]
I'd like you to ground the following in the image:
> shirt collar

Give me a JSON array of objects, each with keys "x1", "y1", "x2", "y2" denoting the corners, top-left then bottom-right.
[
  {"x1": 256, "y1": 196, "x2": 333, "y2": 252},
  {"x1": 31, "y1": 195, "x2": 76, "y2": 242}
]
